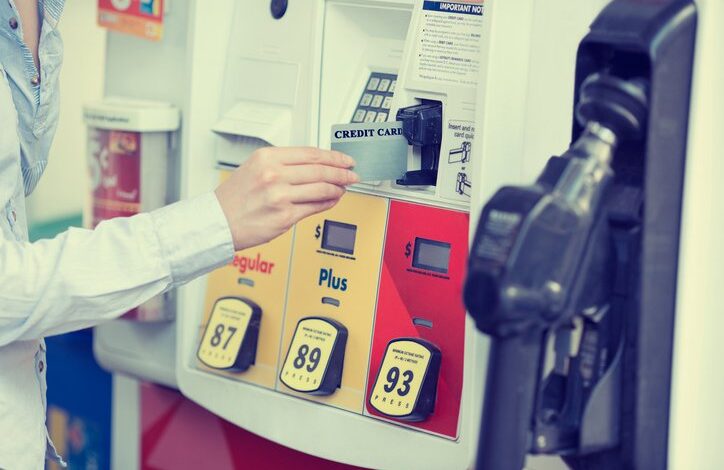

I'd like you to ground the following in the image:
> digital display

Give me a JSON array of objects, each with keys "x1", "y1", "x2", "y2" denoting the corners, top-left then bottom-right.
[
  {"x1": 412, "y1": 238, "x2": 451, "y2": 273},
  {"x1": 322, "y1": 220, "x2": 357, "y2": 255}
]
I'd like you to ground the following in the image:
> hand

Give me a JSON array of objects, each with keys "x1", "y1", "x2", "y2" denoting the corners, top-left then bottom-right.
[{"x1": 215, "y1": 147, "x2": 359, "y2": 251}]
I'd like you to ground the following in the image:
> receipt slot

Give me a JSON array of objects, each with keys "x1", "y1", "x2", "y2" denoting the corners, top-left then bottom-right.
[
  {"x1": 366, "y1": 201, "x2": 469, "y2": 438},
  {"x1": 278, "y1": 192, "x2": 388, "y2": 412},
  {"x1": 197, "y1": 170, "x2": 295, "y2": 389}
]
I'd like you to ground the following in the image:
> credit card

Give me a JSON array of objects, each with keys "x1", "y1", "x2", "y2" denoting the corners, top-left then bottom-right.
[{"x1": 331, "y1": 122, "x2": 408, "y2": 182}]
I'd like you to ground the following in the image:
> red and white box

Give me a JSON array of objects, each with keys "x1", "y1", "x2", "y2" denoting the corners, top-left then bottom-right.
[{"x1": 84, "y1": 98, "x2": 180, "y2": 321}]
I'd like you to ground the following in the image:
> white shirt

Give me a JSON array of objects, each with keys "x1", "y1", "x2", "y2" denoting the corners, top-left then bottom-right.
[{"x1": 0, "y1": 1, "x2": 235, "y2": 468}]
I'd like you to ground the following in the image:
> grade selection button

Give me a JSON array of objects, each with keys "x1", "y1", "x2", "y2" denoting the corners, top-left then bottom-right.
[
  {"x1": 369, "y1": 338, "x2": 441, "y2": 421},
  {"x1": 197, "y1": 297, "x2": 261, "y2": 372},
  {"x1": 280, "y1": 317, "x2": 348, "y2": 395}
]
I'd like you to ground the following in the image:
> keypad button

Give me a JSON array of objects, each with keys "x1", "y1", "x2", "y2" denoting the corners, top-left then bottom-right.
[
  {"x1": 378, "y1": 79, "x2": 391, "y2": 92},
  {"x1": 388, "y1": 80, "x2": 397, "y2": 93},
  {"x1": 352, "y1": 109, "x2": 366, "y2": 122},
  {"x1": 382, "y1": 97, "x2": 393, "y2": 110},
  {"x1": 364, "y1": 111, "x2": 377, "y2": 122},
  {"x1": 375, "y1": 112, "x2": 388, "y2": 123},
  {"x1": 367, "y1": 77, "x2": 380, "y2": 90},
  {"x1": 360, "y1": 93, "x2": 373, "y2": 106},
  {"x1": 371, "y1": 95, "x2": 384, "y2": 108}
]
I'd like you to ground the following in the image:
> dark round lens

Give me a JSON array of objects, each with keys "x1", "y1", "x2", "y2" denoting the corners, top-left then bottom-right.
[{"x1": 270, "y1": 0, "x2": 288, "y2": 19}]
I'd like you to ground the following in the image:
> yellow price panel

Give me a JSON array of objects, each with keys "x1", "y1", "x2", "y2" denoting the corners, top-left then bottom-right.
[
  {"x1": 279, "y1": 317, "x2": 348, "y2": 395},
  {"x1": 197, "y1": 297, "x2": 261, "y2": 371},
  {"x1": 279, "y1": 192, "x2": 388, "y2": 412},
  {"x1": 369, "y1": 339, "x2": 442, "y2": 421}
]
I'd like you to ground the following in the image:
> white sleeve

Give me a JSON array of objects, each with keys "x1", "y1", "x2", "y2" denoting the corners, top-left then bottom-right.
[{"x1": 0, "y1": 191, "x2": 234, "y2": 344}]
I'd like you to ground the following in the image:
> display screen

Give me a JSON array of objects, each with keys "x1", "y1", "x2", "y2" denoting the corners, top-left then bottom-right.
[
  {"x1": 412, "y1": 238, "x2": 451, "y2": 273},
  {"x1": 322, "y1": 220, "x2": 357, "y2": 255}
]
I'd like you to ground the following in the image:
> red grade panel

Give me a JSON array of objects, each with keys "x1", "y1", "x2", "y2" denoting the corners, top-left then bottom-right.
[{"x1": 365, "y1": 200, "x2": 469, "y2": 438}]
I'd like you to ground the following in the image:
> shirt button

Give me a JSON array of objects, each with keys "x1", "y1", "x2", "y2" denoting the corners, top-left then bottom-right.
[
  {"x1": 8, "y1": 17, "x2": 18, "y2": 30},
  {"x1": 30, "y1": 75, "x2": 40, "y2": 86},
  {"x1": 38, "y1": 360, "x2": 44, "y2": 373}
]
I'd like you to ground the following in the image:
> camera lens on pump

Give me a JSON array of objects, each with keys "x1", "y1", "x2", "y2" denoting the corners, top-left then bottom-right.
[{"x1": 270, "y1": 0, "x2": 288, "y2": 20}]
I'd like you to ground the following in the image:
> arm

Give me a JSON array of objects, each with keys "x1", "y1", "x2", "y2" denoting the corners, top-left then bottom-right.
[
  {"x1": 0, "y1": 147, "x2": 357, "y2": 345},
  {"x1": 0, "y1": 192, "x2": 233, "y2": 343}
]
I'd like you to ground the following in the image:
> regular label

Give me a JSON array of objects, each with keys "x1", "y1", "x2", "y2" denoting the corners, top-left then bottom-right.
[
  {"x1": 413, "y1": 1, "x2": 485, "y2": 86},
  {"x1": 370, "y1": 340, "x2": 433, "y2": 417},
  {"x1": 198, "y1": 298, "x2": 255, "y2": 369},
  {"x1": 280, "y1": 318, "x2": 342, "y2": 393}
]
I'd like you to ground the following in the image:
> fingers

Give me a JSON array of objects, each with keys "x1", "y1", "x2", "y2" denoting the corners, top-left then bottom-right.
[
  {"x1": 286, "y1": 182, "x2": 346, "y2": 203},
  {"x1": 283, "y1": 164, "x2": 359, "y2": 186},
  {"x1": 293, "y1": 199, "x2": 340, "y2": 222},
  {"x1": 269, "y1": 147, "x2": 356, "y2": 168}
]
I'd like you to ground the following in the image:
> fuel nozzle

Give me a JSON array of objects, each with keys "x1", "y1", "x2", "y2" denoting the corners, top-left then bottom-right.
[
  {"x1": 463, "y1": 74, "x2": 650, "y2": 470},
  {"x1": 551, "y1": 73, "x2": 648, "y2": 223},
  {"x1": 465, "y1": 73, "x2": 649, "y2": 335}
]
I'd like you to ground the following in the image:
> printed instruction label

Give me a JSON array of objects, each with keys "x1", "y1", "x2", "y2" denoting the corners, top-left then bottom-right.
[
  {"x1": 414, "y1": 1, "x2": 485, "y2": 86},
  {"x1": 439, "y1": 119, "x2": 475, "y2": 201}
]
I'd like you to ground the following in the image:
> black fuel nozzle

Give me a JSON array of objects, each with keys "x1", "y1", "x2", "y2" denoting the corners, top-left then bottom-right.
[
  {"x1": 395, "y1": 101, "x2": 443, "y2": 186},
  {"x1": 464, "y1": 74, "x2": 648, "y2": 470}
]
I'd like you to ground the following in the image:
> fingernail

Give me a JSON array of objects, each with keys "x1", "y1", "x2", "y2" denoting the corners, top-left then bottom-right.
[
  {"x1": 349, "y1": 171, "x2": 360, "y2": 184},
  {"x1": 343, "y1": 154, "x2": 356, "y2": 167}
]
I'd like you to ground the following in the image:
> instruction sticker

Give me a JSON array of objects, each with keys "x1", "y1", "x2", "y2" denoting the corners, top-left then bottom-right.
[
  {"x1": 414, "y1": 1, "x2": 485, "y2": 86},
  {"x1": 440, "y1": 119, "x2": 475, "y2": 200},
  {"x1": 331, "y1": 122, "x2": 408, "y2": 182}
]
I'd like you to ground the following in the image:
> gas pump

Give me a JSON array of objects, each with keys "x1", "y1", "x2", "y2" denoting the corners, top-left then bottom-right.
[
  {"x1": 172, "y1": 0, "x2": 618, "y2": 468},
  {"x1": 464, "y1": 1, "x2": 698, "y2": 469}
]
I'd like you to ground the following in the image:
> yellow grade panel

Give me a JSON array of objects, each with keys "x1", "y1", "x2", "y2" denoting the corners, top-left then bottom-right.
[
  {"x1": 279, "y1": 318, "x2": 341, "y2": 392},
  {"x1": 198, "y1": 298, "x2": 255, "y2": 369},
  {"x1": 197, "y1": 173, "x2": 294, "y2": 389},
  {"x1": 278, "y1": 192, "x2": 389, "y2": 412},
  {"x1": 369, "y1": 340, "x2": 432, "y2": 417}
]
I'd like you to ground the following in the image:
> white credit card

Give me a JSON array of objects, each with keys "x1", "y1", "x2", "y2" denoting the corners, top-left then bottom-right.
[{"x1": 331, "y1": 122, "x2": 408, "y2": 182}]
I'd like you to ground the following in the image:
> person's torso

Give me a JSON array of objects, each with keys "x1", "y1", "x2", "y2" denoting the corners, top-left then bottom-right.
[{"x1": 0, "y1": 1, "x2": 66, "y2": 467}]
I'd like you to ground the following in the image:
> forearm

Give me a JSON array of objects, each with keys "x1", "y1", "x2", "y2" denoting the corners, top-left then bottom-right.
[{"x1": 0, "y1": 192, "x2": 234, "y2": 343}]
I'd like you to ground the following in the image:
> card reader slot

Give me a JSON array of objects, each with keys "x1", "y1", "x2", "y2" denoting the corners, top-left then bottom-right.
[
  {"x1": 396, "y1": 99, "x2": 443, "y2": 187},
  {"x1": 413, "y1": 318, "x2": 434, "y2": 329},
  {"x1": 238, "y1": 278, "x2": 255, "y2": 287}
]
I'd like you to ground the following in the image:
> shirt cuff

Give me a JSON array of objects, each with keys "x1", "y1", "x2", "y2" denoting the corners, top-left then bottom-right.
[{"x1": 151, "y1": 192, "x2": 235, "y2": 286}]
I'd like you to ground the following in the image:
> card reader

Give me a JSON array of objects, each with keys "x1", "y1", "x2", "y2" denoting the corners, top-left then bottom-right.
[{"x1": 396, "y1": 101, "x2": 443, "y2": 186}]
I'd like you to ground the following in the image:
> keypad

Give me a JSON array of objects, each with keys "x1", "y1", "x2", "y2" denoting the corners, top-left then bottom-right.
[{"x1": 351, "y1": 72, "x2": 398, "y2": 123}]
